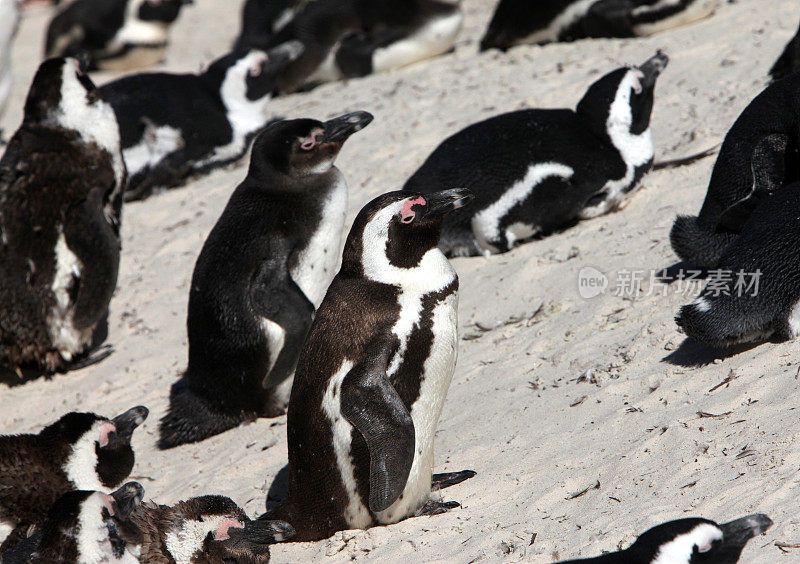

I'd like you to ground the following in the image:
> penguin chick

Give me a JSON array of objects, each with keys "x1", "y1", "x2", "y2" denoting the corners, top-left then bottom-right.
[
  {"x1": 0, "y1": 406, "x2": 148, "y2": 548},
  {"x1": 558, "y1": 513, "x2": 772, "y2": 563},
  {"x1": 404, "y1": 51, "x2": 667, "y2": 257},
  {"x1": 670, "y1": 73, "x2": 800, "y2": 268},
  {"x1": 0, "y1": 57, "x2": 126, "y2": 374},
  {"x1": 157, "y1": 112, "x2": 373, "y2": 449},
  {"x1": 676, "y1": 182, "x2": 800, "y2": 348},
  {"x1": 263, "y1": 188, "x2": 474, "y2": 541},
  {"x1": 44, "y1": 0, "x2": 191, "y2": 71},
  {"x1": 130, "y1": 495, "x2": 294, "y2": 563},
  {"x1": 99, "y1": 41, "x2": 304, "y2": 201}
]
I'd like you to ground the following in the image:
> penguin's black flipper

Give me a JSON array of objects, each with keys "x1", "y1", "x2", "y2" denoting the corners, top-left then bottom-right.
[
  {"x1": 341, "y1": 346, "x2": 415, "y2": 513},
  {"x1": 63, "y1": 194, "x2": 120, "y2": 330}
]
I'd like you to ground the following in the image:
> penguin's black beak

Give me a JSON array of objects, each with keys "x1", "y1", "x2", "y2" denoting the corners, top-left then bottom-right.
[
  {"x1": 110, "y1": 482, "x2": 145, "y2": 520},
  {"x1": 637, "y1": 50, "x2": 669, "y2": 88},
  {"x1": 111, "y1": 406, "x2": 149, "y2": 442},
  {"x1": 419, "y1": 188, "x2": 474, "y2": 219},
  {"x1": 718, "y1": 514, "x2": 772, "y2": 549},
  {"x1": 320, "y1": 111, "x2": 374, "y2": 143}
]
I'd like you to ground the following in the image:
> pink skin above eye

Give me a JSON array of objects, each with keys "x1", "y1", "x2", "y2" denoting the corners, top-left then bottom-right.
[
  {"x1": 249, "y1": 53, "x2": 268, "y2": 77},
  {"x1": 98, "y1": 422, "x2": 116, "y2": 447},
  {"x1": 101, "y1": 494, "x2": 116, "y2": 516},
  {"x1": 401, "y1": 196, "x2": 426, "y2": 224},
  {"x1": 300, "y1": 128, "x2": 324, "y2": 150},
  {"x1": 214, "y1": 518, "x2": 244, "y2": 541}
]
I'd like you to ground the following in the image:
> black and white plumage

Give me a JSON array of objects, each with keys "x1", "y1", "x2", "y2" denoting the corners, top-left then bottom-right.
[
  {"x1": 558, "y1": 513, "x2": 771, "y2": 563},
  {"x1": 480, "y1": 0, "x2": 718, "y2": 51},
  {"x1": 44, "y1": 0, "x2": 190, "y2": 71},
  {"x1": 98, "y1": 42, "x2": 304, "y2": 202},
  {"x1": 670, "y1": 73, "x2": 800, "y2": 268},
  {"x1": 233, "y1": 0, "x2": 302, "y2": 53},
  {"x1": 0, "y1": 407, "x2": 148, "y2": 553},
  {"x1": 258, "y1": 0, "x2": 463, "y2": 94},
  {"x1": 404, "y1": 51, "x2": 667, "y2": 257},
  {"x1": 0, "y1": 0, "x2": 20, "y2": 128},
  {"x1": 157, "y1": 112, "x2": 373, "y2": 449},
  {"x1": 263, "y1": 189, "x2": 475, "y2": 541},
  {"x1": 676, "y1": 182, "x2": 800, "y2": 348},
  {"x1": 0, "y1": 57, "x2": 126, "y2": 374},
  {"x1": 770, "y1": 17, "x2": 800, "y2": 83}
]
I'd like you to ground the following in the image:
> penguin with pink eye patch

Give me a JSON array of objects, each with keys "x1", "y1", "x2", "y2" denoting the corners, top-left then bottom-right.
[
  {"x1": 158, "y1": 112, "x2": 373, "y2": 449},
  {"x1": 0, "y1": 407, "x2": 148, "y2": 552},
  {"x1": 97, "y1": 41, "x2": 305, "y2": 201}
]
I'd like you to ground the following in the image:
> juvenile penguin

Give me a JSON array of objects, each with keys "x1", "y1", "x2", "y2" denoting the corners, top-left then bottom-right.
[
  {"x1": 264, "y1": 0, "x2": 463, "y2": 94},
  {"x1": 262, "y1": 188, "x2": 475, "y2": 541},
  {"x1": 0, "y1": 57, "x2": 126, "y2": 374},
  {"x1": 558, "y1": 513, "x2": 772, "y2": 563},
  {"x1": 157, "y1": 112, "x2": 373, "y2": 449},
  {"x1": 480, "y1": 0, "x2": 717, "y2": 51},
  {"x1": 45, "y1": 0, "x2": 191, "y2": 71},
  {"x1": 770, "y1": 17, "x2": 800, "y2": 83},
  {"x1": 0, "y1": 407, "x2": 148, "y2": 551},
  {"x1": 130, "y1": 495, "x2": 294, "y2": 563},
  {"x1": 676, "y1": 182, "x2": 800, "y2": 348},
  {"x1": 99, "y1": 42, "x2": 304, "y2": 201},
  {"x1": 670, "y1": 73, "x2": 800, "y2": 268},
  {"x1": 0, "y1": 0, "x2": 20, "y2": 130},
  {"x1": 404, "y1": 51, "x2": 668, "y2": 257}
]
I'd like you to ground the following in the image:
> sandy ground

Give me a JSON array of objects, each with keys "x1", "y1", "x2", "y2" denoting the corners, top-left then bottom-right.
[{"x1": 2, "y1": 0, "x2": 800, "y2": 561}]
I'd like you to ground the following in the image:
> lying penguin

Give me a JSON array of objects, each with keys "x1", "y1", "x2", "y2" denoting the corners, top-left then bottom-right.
[
  {"x1": 261, "y1": 189, "x2": 476, "y2": 541},
  {"x1": 404, "y1": 51, "x2": 668, "y2": 257},
  {"x1": 262, "y1": 0, "x2": 463, "y2": 94},
  {"x1": 0, "y1": 0, "x2": 19, "y2": 130},
  {"x1": 558, "y1": 513, "x2": 772, "y2": 563},
  {"x1": 98, "y1": 42, "x2": 303, "y2": 201},
  {"x1": 0, "y1": 57, "x2": 126, "y2": 374},
  {"x1": 0, "y1": 407, "x2": 148, "y2": 552},
  {"x1": 157, "y1": 112, "x2": 373, "y2": 449},
  {"x1": 480, "y1": 0, "x2": 718, "y2": 51},
  {"x1": 770, "y1": 17, "x2": 800, "y2": 83},
  {"x1": 670, "y1": 73, "x2": 800, "y2": 268},
  {"x1": 676, "y1": 182, "x2": 800, "y2": 349},
  {"x1": 45, "y1": 0, "x2": 191, "y2": 71}
]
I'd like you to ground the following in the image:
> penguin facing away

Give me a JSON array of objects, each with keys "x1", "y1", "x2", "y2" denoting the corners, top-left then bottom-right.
[
  {"x1": 99, "y1": 41, "x2": 304, "y2": 202},
  {"x1": 404, "y1": 51, "x2": 667, "y2": 257},
  {"x1": 0, "y1": 0, "x2": 20, "y2": 128},
  {"x1": 558, "y1": 514, "x2": 772, "y2": 563},
  {"x1": 670, "y1": 73, "x2": 800, "y2": 268},
  {"x1": 676, "y1": 182, "x2": 800, "y2": 349},
  {"x1": 0, "y1": 57, "x2": 126, "y2": 374},
  {"x1": 45, "y1": 0, "x2": 191, "y2": 72},
  {"x1": 157, "y1": 112, "x2": 373, "y2": 449},
  {"x1": 0, "y1": 407, "x2": 148, "y2": 551},
  {"x1": 770, "y1": 17, "x2": 800, "y2": 83},
  {"x1": 262, "y1": 188, "x2": 475, "y2": 541},
  {"x1": 480, "y1": 0, "x2": 718, "y2": 51}
]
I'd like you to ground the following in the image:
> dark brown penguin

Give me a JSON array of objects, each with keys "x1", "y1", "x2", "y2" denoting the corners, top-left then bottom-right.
[
  {"x1": 262, "y1": 189, "x2": 475, "y2": 541},
  {"x1": 0, "y1": 406, "x2": 148, "y2": 551}
]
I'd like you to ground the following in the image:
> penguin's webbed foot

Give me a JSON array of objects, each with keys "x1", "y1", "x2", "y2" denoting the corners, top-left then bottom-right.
[
  {"x1": 415, "y1": 500, "x2": 460, "y2": 517},
  {"x1": 431, "y1": 470, "x2": 476, "y2": 491}
]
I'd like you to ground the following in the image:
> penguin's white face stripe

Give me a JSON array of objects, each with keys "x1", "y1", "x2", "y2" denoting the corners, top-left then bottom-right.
[
  {"x1": 64, "y1": 420, "x2": 110, "y2": 491},
  {"x1": 517, "y1": 0, "x2": 599, "y2": 45},
  {"x1": 164, "y1": 515, "x2": 230, "y2": 564},
  {"x1": 122, "y1": 122, "x2": 183, "y2": 177},
  {"x1": 471, "y1": 162, "x2": 574, "y2": 253},
  {"x1": 48, "y1": 231, "x2": 94, "y2": 359},
  {"x1": 651, "y1": 523, "x2": 723, "y2": 564},
  {"x1": 75, "y1": 493, "x2": 115, "y2": 564}
]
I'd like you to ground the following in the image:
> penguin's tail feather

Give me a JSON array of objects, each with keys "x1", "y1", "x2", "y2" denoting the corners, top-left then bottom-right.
[
  {"x1": 157, "y1": 378, "x2": 248, "y2": 449},
  {"x1": 669, "y1": 215, "x2": 737, "y2": 268}
]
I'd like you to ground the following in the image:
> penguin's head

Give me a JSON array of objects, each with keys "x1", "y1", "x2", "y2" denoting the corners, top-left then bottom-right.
[
  {"x1": 342, "y1": 189, "x2": 473, "y2": 278},
  {"x1": 136, "y1": 0, "x2": 192, "y2": 24},
  {"x1": 577, "y1": 50, "x2": 669, "y2": 138},
  {"x1": 95, "y1": 405, "x2": 148, "y2": 489},
  {"x1": 249, "y1": 111, "x2": 373, "y2": 176},
  {"x1": 621, "y1": 514, "x2": 772, "y2": 564},
  {"x1": 238, "y1": 41, "x2": 304, "y2": 102}
]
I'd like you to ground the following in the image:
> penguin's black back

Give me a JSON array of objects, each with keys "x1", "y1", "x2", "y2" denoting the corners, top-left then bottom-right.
[{"x1": 770, "y1": 18, "x2": 800, "y2": 82}]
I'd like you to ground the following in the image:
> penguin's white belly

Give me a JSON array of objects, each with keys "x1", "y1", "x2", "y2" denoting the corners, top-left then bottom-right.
[
  {"x1": 372, "y1": 10, "x2": 463, "y2": 74},
  {"x1": 122, "y1": 123, "x2": 184, "y2": 177},
  {"x1": 291, "y1": 174, "x2": 347, "y2": 308},
  {"x1": 633, "y1": 0, "x2": 718, "y2": 36},
  {"x1": 305, "y1": 44, "x2": 344, "y2": 86},
  {"x1": 48, "y1": 232, "x2": 93, "y2": 359},
  {"x1": 375, "y1": 292, "x2": 459, "y2": 524}
]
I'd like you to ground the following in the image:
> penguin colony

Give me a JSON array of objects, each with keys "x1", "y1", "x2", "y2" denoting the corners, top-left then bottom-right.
[{"x1": 1, "y1": 0, "x2": 798, "y2": 561}]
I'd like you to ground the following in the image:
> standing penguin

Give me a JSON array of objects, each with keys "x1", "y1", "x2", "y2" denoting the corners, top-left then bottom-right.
[
  {"x1": 157, "y1": 112, "x2": 373, "y2": 449},
  {"x1": 262, "y1": 188, "x2": 475, "y2": 541},
  {"x1": 0, "y1": 0, "x2": 20, "y2": 130},
  {"x1": 480, "y1": 0, "x2": 717, "y2": 51},
  {"x1": 558, "y1": 513, "x2": 772, "y2": 563},
  {"x1": 404, "y1": 51, "x2": 667, "y2": 257},
  {"x1": 44, "y1": 0, "x2": 191, "y2": 71},
  {"x1": 0, "y1": 57, "x2": 126, "y2": 374},
  {"x1": 770, "y1": 17, "x2": 800, "y2": 83},
  {"x1": 0, "y1": 407, "x2": 148, "y2": 551},
  {"x1": 676, "y1": 182, "x2": 800, "y2": 349},
  {"x1": 99, "y1": 42, "x2": 304, "y2": 201},
  {"x1": 670, "y1": 74, "x2": 800, "y2": 268}
]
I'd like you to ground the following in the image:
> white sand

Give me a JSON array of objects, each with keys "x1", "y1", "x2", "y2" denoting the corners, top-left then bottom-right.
[{"x1": 2, "y1": 0, "x2": 799, "y2": 561}]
